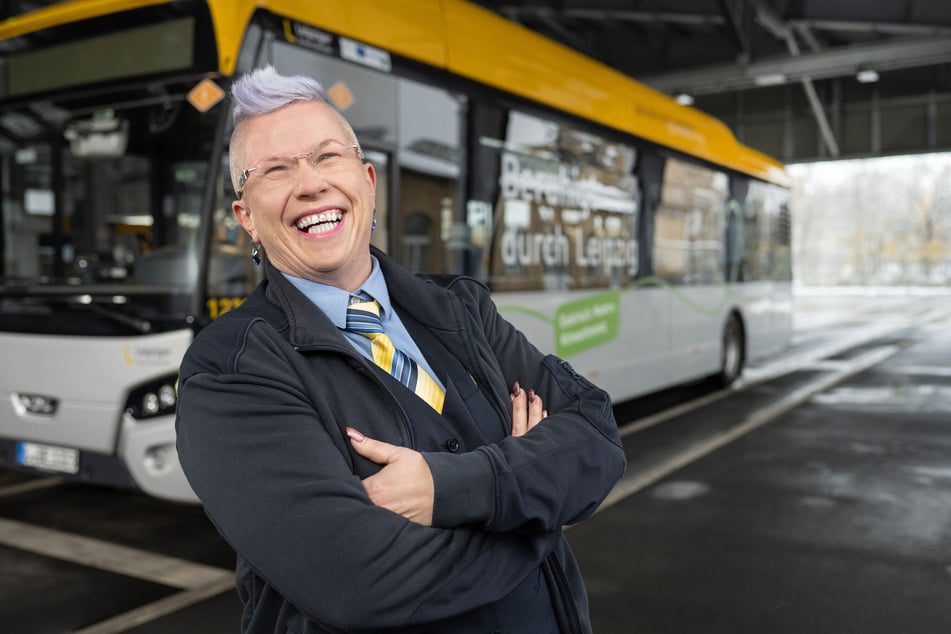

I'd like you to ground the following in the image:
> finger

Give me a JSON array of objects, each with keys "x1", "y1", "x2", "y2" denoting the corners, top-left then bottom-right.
[
  {"x1": 510, "y1": 381, "x2": 528, "y2": 437},
  {"x1": 527, "y1": 389, "x2": 545, "y2": 429},
  {"x1": 346, "y1": 427, "x2": 400, "y2": 465}
]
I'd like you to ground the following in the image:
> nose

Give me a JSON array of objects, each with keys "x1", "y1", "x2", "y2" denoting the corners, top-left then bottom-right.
[{"x1": 291, "y1": 153, "x2": 328, "y2": 196}]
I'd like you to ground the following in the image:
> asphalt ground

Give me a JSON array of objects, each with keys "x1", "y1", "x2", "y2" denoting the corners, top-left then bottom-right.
[
  {"x1": 0, "y1": 290, "x2": 948, "y2": 633},
  {"x1": 570, "y1": 303, "x2": 951, "y2": 633}
]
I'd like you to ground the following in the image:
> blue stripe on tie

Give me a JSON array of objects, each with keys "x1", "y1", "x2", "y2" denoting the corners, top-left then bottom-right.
[{"x1": 345, "y1": 294, "x2": 444, "y2": 413}]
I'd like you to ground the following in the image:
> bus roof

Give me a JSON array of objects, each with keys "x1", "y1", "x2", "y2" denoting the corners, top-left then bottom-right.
[{"x1": 1, "y1": 0, "x2": 790, "y2": 187}]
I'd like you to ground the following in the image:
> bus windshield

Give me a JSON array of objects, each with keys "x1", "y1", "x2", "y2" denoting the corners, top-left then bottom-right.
[{"x1": 0, "y1": 79, "x2": 225, "y2": 329}]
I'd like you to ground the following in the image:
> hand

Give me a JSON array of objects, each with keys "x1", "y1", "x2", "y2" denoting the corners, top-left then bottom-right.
[
  {"x1": 346, "y1": 428, "x2": 434, "y2": 526},
  {"x1": 511, "y1": 381, "x2": 547, "y2": 437}
]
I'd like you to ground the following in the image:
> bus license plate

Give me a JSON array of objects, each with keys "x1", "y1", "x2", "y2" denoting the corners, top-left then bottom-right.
[{"x1": 16, "y1": 442, "x2": 80, "y2": 474}]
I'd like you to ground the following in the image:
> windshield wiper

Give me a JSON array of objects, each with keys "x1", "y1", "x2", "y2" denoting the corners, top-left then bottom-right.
[
  {"x1": 4, "y1": 291, "x2": 153, "y2": 334},
  {"x1": 86, "y1": 302, "x2": 152, "y2": 334}
]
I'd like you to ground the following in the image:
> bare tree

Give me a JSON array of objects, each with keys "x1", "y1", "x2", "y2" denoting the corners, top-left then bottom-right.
[{"x1": 789, "y1": 153, "x2": 951, "y2": 286}]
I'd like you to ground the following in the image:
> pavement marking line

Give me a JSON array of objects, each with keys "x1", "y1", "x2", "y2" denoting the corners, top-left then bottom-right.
[
  {"x1": 619, "y1": 388, "x2": 733, "y2": 438},
  {"x1": 71, "y1": 576, "x2": 235, "y2": 634},
  {"x1": 0, "y1": 517, "x2": 232, "y2": 590},
  {"x1": 599, "y1": 345, "x2": 899, "y2": 513},
  {"x1": 0, "y1": 476, "x2": 63, "y2": 498}
]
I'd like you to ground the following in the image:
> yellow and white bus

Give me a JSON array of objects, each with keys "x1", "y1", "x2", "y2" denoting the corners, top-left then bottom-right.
[{"x1": 0, "y1": 0, "x2": 792, "y2": 502}]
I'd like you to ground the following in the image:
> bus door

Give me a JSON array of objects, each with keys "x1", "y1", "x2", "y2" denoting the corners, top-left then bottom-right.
[
  {"x1": 262, "y1": 26, "x2": 465, "y2": 275},
  {"x1": 653, "y1": 158, "x2": 731, "y2": 381}
]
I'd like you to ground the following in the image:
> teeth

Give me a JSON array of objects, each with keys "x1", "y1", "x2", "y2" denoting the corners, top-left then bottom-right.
[{"x1": 296, "y1": 211, "x2": 343, "y2": 233}]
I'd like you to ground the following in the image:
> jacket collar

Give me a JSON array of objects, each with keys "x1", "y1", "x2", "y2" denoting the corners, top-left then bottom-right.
[{"x1": 262, "y1": 247, "x2": 463, "y2": 350}]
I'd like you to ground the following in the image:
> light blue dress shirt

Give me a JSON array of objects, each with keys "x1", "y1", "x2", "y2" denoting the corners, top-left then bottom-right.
[{"x1": 282, "y1": 257, "x2": 445, "y2": 389}]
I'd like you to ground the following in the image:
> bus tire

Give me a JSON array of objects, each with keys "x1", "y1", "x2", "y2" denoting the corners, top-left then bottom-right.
[{"x1": 717, "y1": 315, "x2": 744, "y2": 387}]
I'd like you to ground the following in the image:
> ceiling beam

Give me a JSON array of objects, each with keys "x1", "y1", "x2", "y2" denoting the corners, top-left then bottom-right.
[
  {"x1": 784, "y1": 34, "x2": 840, "y2": 157},
  {"x1": 485, "y1": 6, "x2": 951, "y2": 36},
  {"x1": 533, "y1": 9, "x2": 591, "y2": 54},
  {"x1": 792, "y1": 19, "x2": 951, "y2": 37},
  {"x1": 718, "y1": 0, "x2": 752, "y2": 61},
  {"x1": 638, "y1": 35, "x2": 951, "y2": 95},
  {"x1": 747, "y1": 0, "x2": 840, "y2": 157},
  {"x1": 560, "y1": 8, "x2": 724, "y2": 28}
]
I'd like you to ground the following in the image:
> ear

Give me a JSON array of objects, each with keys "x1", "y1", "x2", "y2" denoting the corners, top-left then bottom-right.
[
  {"x1": 232, "y1": 200, "x2": 257, "y2": 243},
  {"x1": 364, "y1": 161, "x2": 377, "y2": 199}
]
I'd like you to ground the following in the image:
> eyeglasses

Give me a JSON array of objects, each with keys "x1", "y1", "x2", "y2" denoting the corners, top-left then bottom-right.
[{"x1": 237, "y1": 142, "x2": 364, "y2": 197}]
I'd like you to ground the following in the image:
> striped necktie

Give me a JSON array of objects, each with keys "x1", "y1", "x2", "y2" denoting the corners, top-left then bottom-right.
[{"x1": 345, "y1": 295, "x2": 445, "y2": 414}]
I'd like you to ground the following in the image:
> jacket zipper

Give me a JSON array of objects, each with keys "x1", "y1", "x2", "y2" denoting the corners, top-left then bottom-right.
[
  {"x1": 443, "y1": 293, "x2": 584, "y2": 632},
  {"x1": 447, "y1": 295, "x2": 510, "y2": 433},
  {"x1": 544, "y1": 552, "x2": 585, "y2": 634}
]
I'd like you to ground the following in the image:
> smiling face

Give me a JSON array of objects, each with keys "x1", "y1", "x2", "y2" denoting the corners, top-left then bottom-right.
[{"x1": 232, "y1": 100, "x2": 377, "y2": 291}]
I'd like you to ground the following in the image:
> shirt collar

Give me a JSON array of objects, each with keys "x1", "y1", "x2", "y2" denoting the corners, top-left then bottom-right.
[{"x1": 281, "y1": 256, "x2": 392, "y2": 329}]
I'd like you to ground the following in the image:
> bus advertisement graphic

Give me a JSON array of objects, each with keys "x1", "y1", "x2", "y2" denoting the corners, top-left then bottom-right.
[
  {"x1": 555, "y1": 291, "x2": 621, "y2": 357},
  {"x1": 484, "y1": 111, "x2": 640, "y2": 293}
]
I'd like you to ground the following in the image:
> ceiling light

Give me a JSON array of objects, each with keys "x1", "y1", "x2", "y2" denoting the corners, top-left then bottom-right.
[
  {"x1": 674, "y1": 93, "x2": 694, "y2": 106},
  {"x1": 753, "y1": 73, "x2": 786, "y2": 87},
  {"x1": 856, "y1": 69, "x2": 879, "y2": 83}
]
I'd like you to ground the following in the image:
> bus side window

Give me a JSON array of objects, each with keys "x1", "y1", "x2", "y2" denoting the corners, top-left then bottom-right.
[
  {"x1": 395, "y1": 81, "x2": 463, "y2": 275},
  {"x1": 480, "y1": 110, "x2": 639, "y2": 292},
  {"x1": 401, "y1": 211, "x2": 434, "y2": 274},
  {"x1": 653, "y1": 158, "x2": 728, "y2": 285},
  {"x1": 207, "y1": 205, "x2": 258, "y2": 297}
]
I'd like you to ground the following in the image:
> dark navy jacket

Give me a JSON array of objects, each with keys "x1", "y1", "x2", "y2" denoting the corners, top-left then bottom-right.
[{"x1": 176, "y1": 248, "x2": 626, "y2": 633}]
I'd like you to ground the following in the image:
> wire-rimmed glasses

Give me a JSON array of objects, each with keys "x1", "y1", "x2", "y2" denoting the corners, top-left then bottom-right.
[{"x1": 237, "y1": 142, "x2": 364, "y2": 198}]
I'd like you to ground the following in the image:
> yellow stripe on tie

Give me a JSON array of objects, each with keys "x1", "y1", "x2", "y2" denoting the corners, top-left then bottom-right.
[{"x1": 346, "y1": 297, "x2": 445, "y2": 414}]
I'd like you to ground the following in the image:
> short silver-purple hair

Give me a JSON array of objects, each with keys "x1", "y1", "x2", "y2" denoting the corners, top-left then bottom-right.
[
  {"x1": 228, "y1": 65, "x2": 360, "y2": 193},
  {"x1": 231, "y1": 65, "x2": 328, "y2": 126}
]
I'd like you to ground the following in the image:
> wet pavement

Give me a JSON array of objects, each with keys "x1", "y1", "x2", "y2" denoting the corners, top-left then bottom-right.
[
  {"x1": 1, "y1": 290, "x2": 949, "y2": 633},
  {"x1": 571, "y1": 304, "x2": 951, "y2": 633}
]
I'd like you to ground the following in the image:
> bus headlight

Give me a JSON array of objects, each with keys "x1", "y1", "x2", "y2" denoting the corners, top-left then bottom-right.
[
  {"x1": 158, "y1": 384, "x2": 177, "y2": 408},
  {"x1": 125, "y1": 374, "x2": 178, "y2": 420},
  {"x1": 142, "y1": 392, "x2": 160, "y2": 416}
]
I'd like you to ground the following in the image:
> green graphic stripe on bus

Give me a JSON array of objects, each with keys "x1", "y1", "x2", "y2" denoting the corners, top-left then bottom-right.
[
  {"x1": 498, "y1": 277, "x2": 763, "y2": 326},
  {"x1": 627, "y1": 277, "x2": 730, "y2": 316},
  {"x1": 554, "y1": 291, "x2": 620, "y2": 357},
  {"x1": 497, "y1": 273, "x2": 788, "y2": 357},
  {"x1": 628, "y1": 276, "x2": 788, "y2": 316},
  {"x1": 494, "y1": 305, "x2": 556, "y2": 325}
]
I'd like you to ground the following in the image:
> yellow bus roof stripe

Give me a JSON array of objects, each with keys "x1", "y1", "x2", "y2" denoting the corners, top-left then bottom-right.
[
  {"x1": 0, "y1": 0, "x2": 169, "y2": 39},
  {"x1": 252, "y1": 0, "x2": 448, "y2": 70},
  {"x1": 1, "y1": 0, "x2": 788, "y2": 186},
  {"x1": 440, "y1": 0, "x2": 788, "y2": 186}
]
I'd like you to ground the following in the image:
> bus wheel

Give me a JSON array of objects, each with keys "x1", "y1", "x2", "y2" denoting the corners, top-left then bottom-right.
[{"x1": 717, "y1": 315, "x2": 744, "y2": 387}]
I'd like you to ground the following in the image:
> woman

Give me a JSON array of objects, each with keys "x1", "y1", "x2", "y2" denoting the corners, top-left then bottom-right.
[{"x1": 176, "y1": 65, "x2": 625, "y2": 633}]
